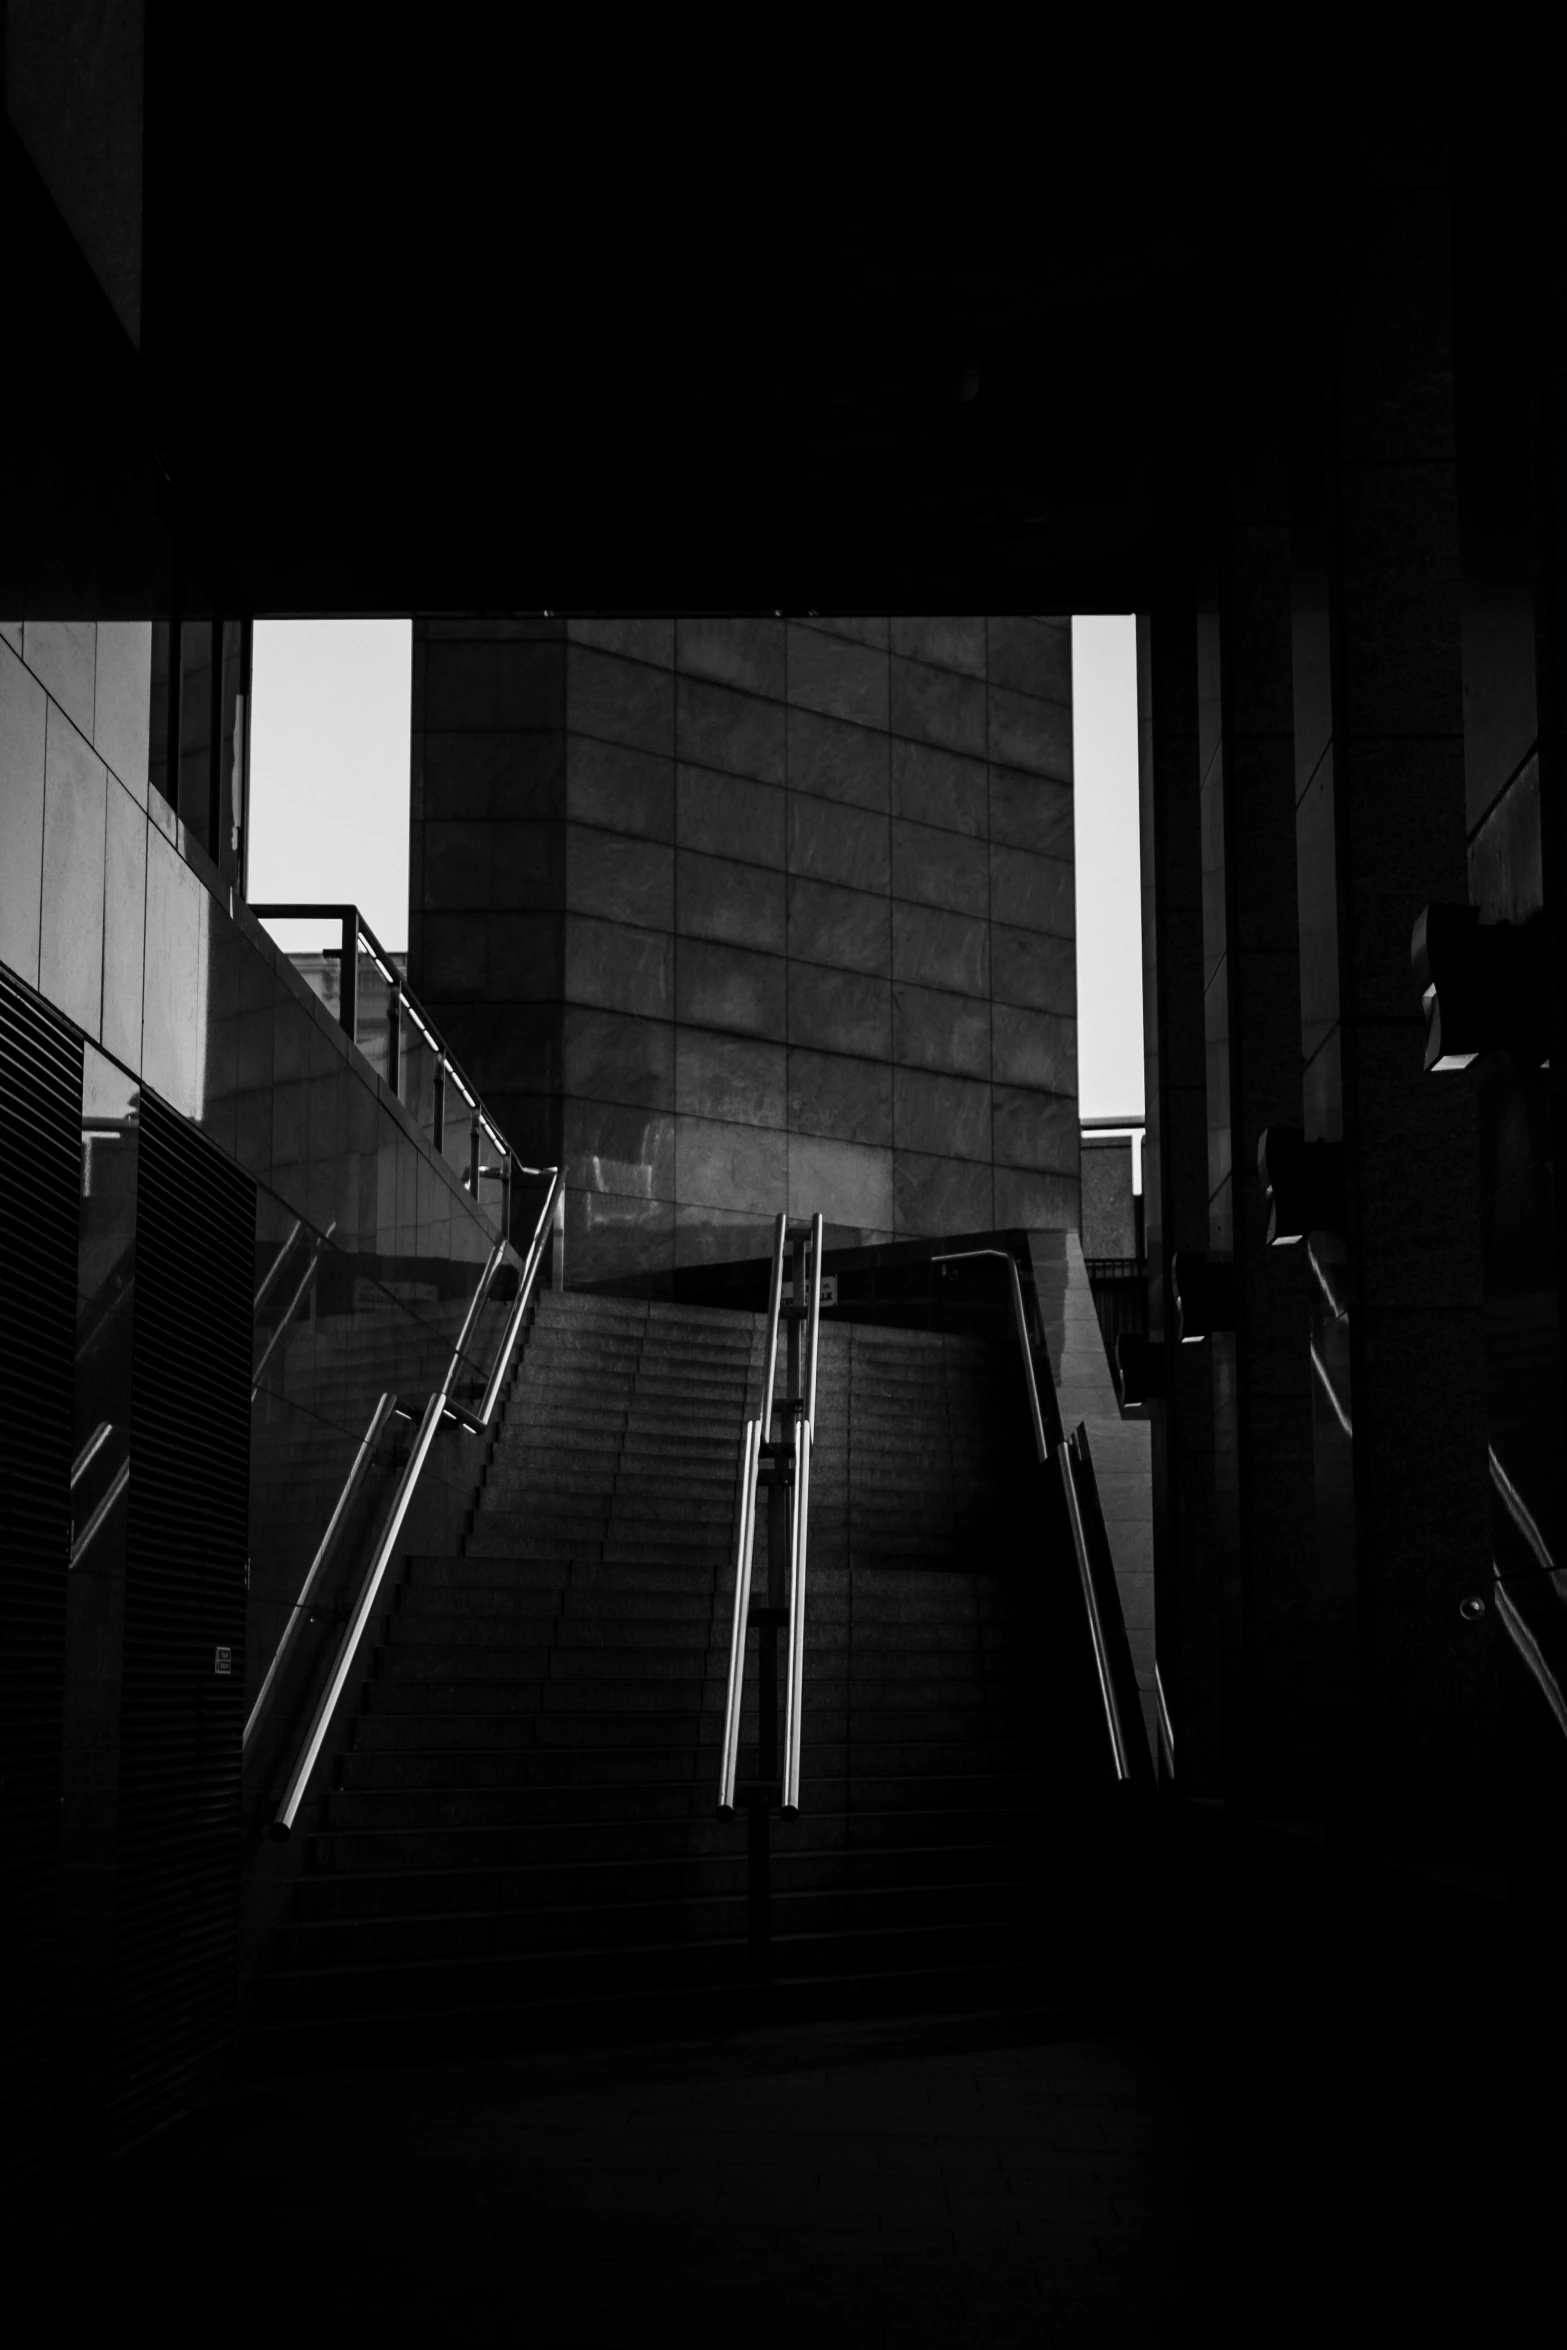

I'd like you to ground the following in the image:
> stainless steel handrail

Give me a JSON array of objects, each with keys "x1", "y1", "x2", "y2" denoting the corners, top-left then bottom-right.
[
  {"x1": 241, "y1": 1390, "x2": 402, "y2": 1756},
  {"x1": 266, "y1": 1168, "x2": 562, "y2": 1838},
  {"x1": 1062, "y1": 1429, "x2": 1131, "y2": 1781},
  {"x1": 933, "y1": 1245, "x2": 1130, "y2": 1782},
  {"x1": 1154, "y1": 1659, "x2": 1175, "y2": 1776},
  {"x1": 475, "y1": 1166, "x2": 562, "y2": 1425},
  {"x1": 718, "y1": 1215, "x2": 788, "y2": 1816},
  {"x1": 782, "y1": 1211, "x2": 823, "y2": 1814},
  {"x1": 719, "y1": 1212, "x2": 824, "y2": 1819}
]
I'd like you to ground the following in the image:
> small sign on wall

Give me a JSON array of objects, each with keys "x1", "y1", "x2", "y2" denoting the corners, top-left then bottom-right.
[
  {"x1": 783, "y1": 1275, "x2": 838, "y2": 1308},
  {"x1": 214, "y1": 1646, "x2": 233, "y2": 1675}
]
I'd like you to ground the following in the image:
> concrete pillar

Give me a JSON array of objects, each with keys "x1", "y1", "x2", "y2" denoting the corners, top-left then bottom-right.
[
  {"x1": 1201, "y1": 432, "x2": 1316, "y2": 1827},
  {"x1": 1302, "y1": 103, "x2": 1493, "y2": 1879},
  {"x1": 1138, "y1": 606, "x2": 1221, "y2": 1796}
]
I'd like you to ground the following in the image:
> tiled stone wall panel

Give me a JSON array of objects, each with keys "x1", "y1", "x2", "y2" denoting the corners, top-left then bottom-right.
[
  {"x1": 676, "y1": 766, "x2": 785, "y2": 865},
  {"x1": 562, "y1": 1006, "x2": 675, "y2": 1112},
  {"x1": 678, "y1": 850, "x2": 786, "y2": 953},
  {"x1": 675, "y1": 937, "x2": 787, "y2": 1041},
  {"x1": 891, "y1": 739, "x2": 987, "y2": 835},
  {"x1": 101, "y1": 778, "x2": 147, "y2": 1070},
  {"x1": 889, "y1": 657, "x2": 987, "y2": 755},
  {"x1": 40, "y1": 706, "x2": 107, "y2": 1036},
  {"x1": 786, "y1": 1048, "x2": 893, "y2": 1147},
  {"x1": 564, "y1": 915, "x2": 670, "y2": 1018},
  {"x1": 567, "y1": 736, "x2": 671, "y2": 838},
  {"x1": 566, "y1": 647, "x2": 672, "y2": 752},
  {"x1": 787, "y1": 708, "x2": 890, "y2": 812},
  {"x1": 788, "y1": 1133, "x2": 893, "y2": 1228},
  {"x1": 0, "y1": 644, "x2": 47, "y2": 984},
  {"x1": 892, "y1": 983, "x2": 990, "y2": 1079},
  {"x1": 22, "y1": 621, "x2": 95, "y2": 739},
  {"x1": 991, "y1": 926, "x2": 1075, "y2": 1013},
  {"x1": 676, "y1": 1029, "x2": 787, "y2": 1130},
  {"x1": 412, "y1": 617, "x2": 1079, "y2": 1282},
  {"x1": 787, "y1": 876, "x2": 889, "y2": 975},
  {"x1": 786, "y1": 625, "x2": 889, "y2": 731},
  {"x1": 675, "y1": 616, "x2": 784, "y2": 698},
  {"x1": 677, "y1": 676, "x2": 784, "y2": 782},
  {"x1": 893, "y1": 1067, "x2": 991, "y2": 1162},
  {"x1": 890, "y1": 616, "x2": 986, "y2": 675}
]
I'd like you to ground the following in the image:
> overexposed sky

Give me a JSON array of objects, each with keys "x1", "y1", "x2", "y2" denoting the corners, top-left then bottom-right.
[
  {"x1": 246, "y1": 615, "x2": 1144, "y2": 1116},
  {"x1": 246, "y1": 620, "x2": 412, "y2": 956},
  {"x1": 1071, "y1": 615, "x2": 1144, "y2": 1120}
]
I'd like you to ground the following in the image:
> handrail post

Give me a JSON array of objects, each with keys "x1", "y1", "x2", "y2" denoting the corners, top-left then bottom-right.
[
  {"x1": 339, "y1": 909, "x2": 357, "y2": 1039},
  {"x1": 387, "y1": 982, "x2": 402, "y2": 1099}
]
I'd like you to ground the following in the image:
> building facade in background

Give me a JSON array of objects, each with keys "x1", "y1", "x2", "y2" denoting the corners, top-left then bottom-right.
[{"x1": 408, "y1": 616, "x2": 1079, "y2": 1286}]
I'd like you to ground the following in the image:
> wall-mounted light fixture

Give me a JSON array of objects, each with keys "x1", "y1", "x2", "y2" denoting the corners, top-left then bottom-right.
[
  {"x1": 1410, "y1": 905, "x2": 1549, "y2": 1072},
  {"x1": 1170, "y1": 1252, "x2": 1235, "y2": 1344},
  {"x1": 1257, "y1": 1126, "x2": 1344, "y2": 1247}
]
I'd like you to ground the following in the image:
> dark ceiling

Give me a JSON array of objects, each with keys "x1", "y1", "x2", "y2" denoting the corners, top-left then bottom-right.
[{"x1": 7, "y1": 34, "x2": 1313, "y2": 618}]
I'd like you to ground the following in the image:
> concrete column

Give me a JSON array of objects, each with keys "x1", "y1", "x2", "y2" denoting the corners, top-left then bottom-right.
[
  {"x1": 1201, "y1": 435, "x2": 1317, "y2": 1827},
  {"x1": 1306, "y1": 104, "x2": 1492, "y2": 1879},
  {"x1": 1138, "y1": 606, "x2": 1221, "y2": 1795}
]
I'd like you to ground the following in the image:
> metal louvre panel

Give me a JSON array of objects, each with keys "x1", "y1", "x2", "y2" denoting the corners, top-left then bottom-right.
[
  {"x1": 111, "y1": 1094, "x2": 253, "y2": 2150},
  {"x1": 0, "y1": 972, "x2": 81, "y2": 2211}
]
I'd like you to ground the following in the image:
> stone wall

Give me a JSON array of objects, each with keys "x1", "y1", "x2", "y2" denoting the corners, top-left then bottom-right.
[{"x1": 410, "y1": 614, "x2": 1079, "y2": 1286}]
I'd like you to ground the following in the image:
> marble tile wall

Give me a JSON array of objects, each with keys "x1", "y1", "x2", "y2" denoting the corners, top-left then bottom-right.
[{"x1": 411, "y1": 615, "x2": 1079, "y2": 1286}]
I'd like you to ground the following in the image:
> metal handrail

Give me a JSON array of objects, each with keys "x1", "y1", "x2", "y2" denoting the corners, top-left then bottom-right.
[
  {"x1": 933, "y1": 1245, "x2": 1130, "y2": 1782},
  {"x1": 475, "y1": 1167, "x2": 562, "y2": 1425},
  {"x1": 718, "y1": 1215, "x2": 787, "y2": 1816},
  {"x1": 266, "y1": 1168, "x2": 562, "y2": 1839},
  {"x1": 782, "y1": 1211, "x2": 823, "y2": 1814},
  {"x1": 719, "y1": 1211, "x2": 824, "y2": 1819},
  {"x1": 1154, "y1": 1659, "x2": 1176, "y2": 1776},
  {"x1": 241, "y1": 1391, "x2": 402, "y2": 1756}
]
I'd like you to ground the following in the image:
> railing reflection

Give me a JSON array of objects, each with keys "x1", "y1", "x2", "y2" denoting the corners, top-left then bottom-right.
[{"x1": 251, "y1": 902, "x2": 520, "y2": 1236}]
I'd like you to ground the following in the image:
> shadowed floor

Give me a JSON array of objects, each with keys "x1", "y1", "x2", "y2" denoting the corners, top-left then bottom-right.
[{"x1": 51, "y1": 2010, "x2": 1232, "y2": 2347}]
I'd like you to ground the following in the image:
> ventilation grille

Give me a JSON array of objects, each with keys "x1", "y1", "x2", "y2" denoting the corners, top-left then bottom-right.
[
  {"x1": 112, "y1": 1094, "x2": 254, "y2": 2149},
  {"x1": 0, "y1": 974, "x2": 81, "y2": 2207}
]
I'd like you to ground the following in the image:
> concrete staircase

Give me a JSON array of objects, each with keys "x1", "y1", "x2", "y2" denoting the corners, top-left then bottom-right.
[{"x1": 249, "y1": 1290, "x2": 1136, "y2": 2066}]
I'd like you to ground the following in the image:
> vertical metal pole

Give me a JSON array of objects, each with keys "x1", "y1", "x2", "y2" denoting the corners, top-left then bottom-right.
[
  {"x1": 340, "y1": 911, "x2": 358, "y2": 1040},
  {"x1": 387, "y1": 987, "x2": 402, "y2": 1099},
  {"x1": 433, "y1": 1057, "x2": 445, "y2": 1152},
  {"x1": 468, "y1": 1111, "x2": 481, "y2": 1197},
  {"x1": 502, "y1": 1150, "x2": 512, "y2": 1246}
]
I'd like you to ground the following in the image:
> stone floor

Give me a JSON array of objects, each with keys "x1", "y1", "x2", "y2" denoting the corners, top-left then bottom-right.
[{"x1": 52, "y1": 2009, "x2": 1236, "y2": 2346}]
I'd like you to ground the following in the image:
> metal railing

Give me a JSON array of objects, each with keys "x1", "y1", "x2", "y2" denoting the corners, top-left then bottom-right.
[
  {"x1": 250, "y1": 1164, "x2": 563, "y2": 1837},
  {"x1": 933, "y1": 1245, "x2": 1134, "y2": 1784},
  {"x1": 251, "y1": 902, "x2": 516, "y2": 1221},
  {"x1": 719, "y1": 1211, "x2": 824, "y2": 1828}
]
